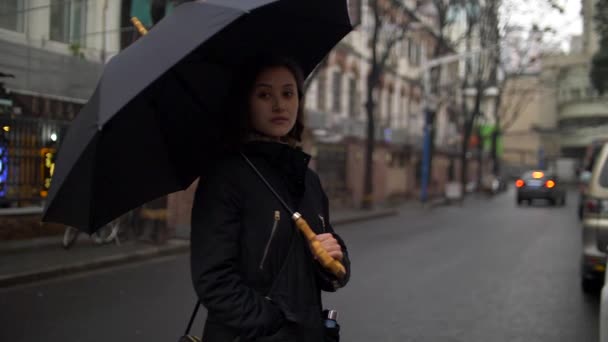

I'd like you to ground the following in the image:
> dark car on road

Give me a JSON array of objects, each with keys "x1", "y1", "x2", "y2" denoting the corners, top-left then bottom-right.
[{"x1": 516, "y1": 170, "x2": 566, "y2": 206}]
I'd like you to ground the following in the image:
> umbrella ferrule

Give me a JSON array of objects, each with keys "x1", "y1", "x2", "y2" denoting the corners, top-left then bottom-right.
[{"x1": 292, "y1": 212, "x2": 302, "y2": 221}]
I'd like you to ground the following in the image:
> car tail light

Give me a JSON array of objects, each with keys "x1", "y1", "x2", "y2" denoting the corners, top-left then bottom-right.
[
  {"x1": 586, "y1": 198, "x2": 602, "y2": 214},
  {"x1": 515, "y1": 179, "x2": 525, "y2": 188},
  {"x1": 532, "y1": 171, "x2": 544, "y2": 179},
  {"x1": 546, "y1": 180, "x2": 556, "y2": 188}
]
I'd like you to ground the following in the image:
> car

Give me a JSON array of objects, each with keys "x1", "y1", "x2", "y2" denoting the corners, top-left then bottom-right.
[
  {"x1": 578, "y1": 139, "x2": 608, "y2": 219},
  {"x1": 515, "y1": 170, "x2": 566, "y2": 206},
  {"x1": 578, "y1": 170, "x2": 592, "y2": 219},
  {"x1": 600, "y1": 264, "x2": 608, "y2": 341},
  {"x1": 581, "y1": 143, "x2": 608, "y2": 293}
]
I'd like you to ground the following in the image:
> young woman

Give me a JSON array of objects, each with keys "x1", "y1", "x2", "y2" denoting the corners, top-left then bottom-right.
[{"x1": 191, "y1": 56, "x2": 351, "y2": 342}]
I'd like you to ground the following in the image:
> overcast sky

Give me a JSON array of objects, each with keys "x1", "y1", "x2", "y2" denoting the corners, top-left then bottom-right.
[{"x1": 504, "y1": 0, "x2": 583, "y2": 52}]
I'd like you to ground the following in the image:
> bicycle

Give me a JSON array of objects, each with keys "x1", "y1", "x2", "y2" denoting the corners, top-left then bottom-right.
[{"x1": 61, "y1": 216, "x2": 124, "y2": 249}]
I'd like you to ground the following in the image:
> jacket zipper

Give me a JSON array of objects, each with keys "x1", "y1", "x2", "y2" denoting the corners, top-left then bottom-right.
[
  {"x1": 260, "y1": 210, "x2": 281, "y2": 270},
  {"x1": 319, "y1": 214, "x2": 326, "y2": 233}
]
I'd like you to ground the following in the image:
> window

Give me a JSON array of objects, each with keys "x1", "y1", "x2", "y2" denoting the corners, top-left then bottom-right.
[
  {"x1": 348, "y1": 78, "x2": 358, "y2": 118},
  {"x1": 408, "y1": 38, "x2": 420, "y2": 66},
  {"x1": 408, "y1": 38, "x2": 415, "y2": 65},
  {"x1": 401, "y1": 95, "x2": 408, "y2": 128},
  {"x1": 401, "y1": 38, "x2": 408, "y2": 56},
  {"x1": 386, "y1": 91, "x2": 393, "y2": 126},
  {"x1": 0, "y1": 0, "x2": 24, "y2": 32},
  {"x1": 317, "y1": 70, "x2": 327, "y2": 111},
  {"x1": 332, "y1": 71, "x2": 342, "y2": 113},
  {"x1": 50, "y1": 0, "x2": 87, "y2": 45},
  {"x1": 570, "y1": 88, "x2": 581, "y2": 100},
  {"x1": 599, "y1": 155, "x2": 608, "y2": 188},
  {"x1": 31, "y1": 97, "x2": 40, "y2": 115}
]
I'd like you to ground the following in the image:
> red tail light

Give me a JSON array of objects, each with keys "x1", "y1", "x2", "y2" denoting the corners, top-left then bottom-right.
[
  {"x1": 586, "y1": 198, "x2": 602, "y2": 214},
  {"x1": 515, "y1": 179, "x2": 525, "y2": 188},
  {"x1": 546, "y1": 180, "x2": 555, "y2": 188}
]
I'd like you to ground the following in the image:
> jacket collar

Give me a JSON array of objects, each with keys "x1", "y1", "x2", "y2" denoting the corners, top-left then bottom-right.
[{"x1": 241, "y1": 141, "x2": 311, "y2": 198}]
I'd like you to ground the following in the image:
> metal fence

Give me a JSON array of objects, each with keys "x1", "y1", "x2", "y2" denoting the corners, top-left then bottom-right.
[
  {"x1": 315, "y1": 143, "x2": 349, "y2": 201},
  {"x1": 0, "y1": 116, "x2": 71, "y2": 207}
]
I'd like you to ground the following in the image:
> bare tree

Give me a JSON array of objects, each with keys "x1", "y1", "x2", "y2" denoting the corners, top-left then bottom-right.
[
  {"x1": 489, "y1": 16, "x2": 560, "y2": 174},
  {"x1": 408, "y1": 0, "x2": 561, "y2": 193},
  {"x1": 458, "y1": 0, "x2": 553, "y2": 190},
  {"x1": 453, "y1": 0, "x2": 493, "y2": 191},
  {"x1": 361, "y1": 0, "x2": 421, "y2": 208},
  {"x1": 418, "y1": 0, "x2": 461, "y2": 185}
]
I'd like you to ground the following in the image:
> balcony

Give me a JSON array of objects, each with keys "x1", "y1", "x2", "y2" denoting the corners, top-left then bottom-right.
[
  {"x1": 557, "y1": 92, "x2": 608, "y2": 120},
  {"x1": 559, "y1": 124, "x2": 608, "y2": 148}
]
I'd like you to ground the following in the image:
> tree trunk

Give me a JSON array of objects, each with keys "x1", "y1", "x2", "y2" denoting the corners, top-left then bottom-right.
[
  {"x1": 476, "y1": 125, "x2": 483, "y2": 189},
  {"x1": 491, "y1": 126, "x2": 500, "y2": 175},
  {"x1": 428, "y1": 111, "x2": 436, "y2": 193},
  {"x1": 363, "y1": 86, "x2": 376, "y2": 209},
  {"x1": 460, "y1": 129, "x2": 469, "y2": 196}
]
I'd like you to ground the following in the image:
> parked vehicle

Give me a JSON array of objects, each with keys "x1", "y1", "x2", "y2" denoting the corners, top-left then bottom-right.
[
  {"x1": 551, "y1": 157, "x2": 577, "y2": 183},
  {"x1": 578, "y1": 139, "x2": 608, "y2": 220},
  {"x1": 600, "y1": 262, "x2": 608, "y2": 341},
  {"x1": 580, "y1": 143, "x2": 608, "y2": 293}
]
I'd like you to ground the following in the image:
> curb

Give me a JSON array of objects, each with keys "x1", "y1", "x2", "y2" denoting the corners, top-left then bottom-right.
[
  {"x1": 428, "y1": 197, "x2": 450, "y2": 208},
  {"x1": 0, "y1": 240, "x2": 189, "y2": 288},
  {"x1": 0, "y1": 236, "x2": 64, "y2": 255}
]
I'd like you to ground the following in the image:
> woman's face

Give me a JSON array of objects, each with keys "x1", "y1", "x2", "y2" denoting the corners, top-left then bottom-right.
[{"x1": 249, "y1": 66, "x2": 299, "y2": 139}]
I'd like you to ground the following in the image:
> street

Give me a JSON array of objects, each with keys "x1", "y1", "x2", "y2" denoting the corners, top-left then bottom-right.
[{"x1": 0, "y1": 189, "x2": 599, "y2": 342}]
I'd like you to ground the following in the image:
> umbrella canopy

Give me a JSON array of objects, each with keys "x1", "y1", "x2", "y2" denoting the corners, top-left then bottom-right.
[{"x1": 42, "y1": 0, "x2": 352, "y2": 233}]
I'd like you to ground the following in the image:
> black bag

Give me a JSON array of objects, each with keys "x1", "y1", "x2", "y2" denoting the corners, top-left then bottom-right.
[
  {"x1": 322, "y1": 310, "x2": 340, "y2": 342},
  {"x1": 324, "y1": 324, "x2": 340, "y2": 342}
]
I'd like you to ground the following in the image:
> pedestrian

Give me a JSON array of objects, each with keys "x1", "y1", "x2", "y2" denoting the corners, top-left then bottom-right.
[{"x1": 190, "y1": 55, "x2": 351, "y2": 342}]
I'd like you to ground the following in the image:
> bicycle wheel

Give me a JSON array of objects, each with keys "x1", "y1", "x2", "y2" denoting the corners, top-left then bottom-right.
[
  {"x1": 62, "y1": 226, "x2": 80, "y2": 249},
  {"x1": 94, "y1": 220, "x2": 120, "y2": 244}
]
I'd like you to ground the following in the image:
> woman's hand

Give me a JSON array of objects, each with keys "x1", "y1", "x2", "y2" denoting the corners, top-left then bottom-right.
[{"x1": 311, "y1": 233, "x2": 343, "y2": 261}]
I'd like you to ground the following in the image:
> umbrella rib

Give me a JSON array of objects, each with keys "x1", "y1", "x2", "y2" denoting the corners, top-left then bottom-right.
[
  {"x1": 88, "y1": 134, "x2": 100, "y2": 232},
  {"x1": 143, "y1": 69, "x2": 209, "y2": 188}
]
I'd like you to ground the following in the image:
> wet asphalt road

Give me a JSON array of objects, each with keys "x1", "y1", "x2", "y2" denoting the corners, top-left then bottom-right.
[{"x1": 0, "y1": 188, "x2": 599, "y2": 341}]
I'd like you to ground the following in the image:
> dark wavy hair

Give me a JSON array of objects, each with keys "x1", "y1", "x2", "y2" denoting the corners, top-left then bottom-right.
[{"x1": 220, "y1": 55, "x2": 306, "y2": 152}]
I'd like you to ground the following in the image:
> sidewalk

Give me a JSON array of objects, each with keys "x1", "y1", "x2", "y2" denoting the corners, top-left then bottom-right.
[{"x1": 0, "y1": 205, "x2": 400, "y2": 288}]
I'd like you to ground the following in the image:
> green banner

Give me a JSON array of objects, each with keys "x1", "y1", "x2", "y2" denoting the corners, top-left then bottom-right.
[{"x1": 479, "y1": 124, "x2": 503, "y2": 156}]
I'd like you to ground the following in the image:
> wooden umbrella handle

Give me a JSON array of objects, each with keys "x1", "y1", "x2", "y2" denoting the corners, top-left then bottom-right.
[
  {"x1": 131, "y1": 17, "x2": 149, "y2": 36},
  {"x1": 292, "y1": 213, "x2": 346, "y2": 279}
]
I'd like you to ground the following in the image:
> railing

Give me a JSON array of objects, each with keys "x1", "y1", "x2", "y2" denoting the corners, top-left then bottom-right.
[{"x1": 0, "y1": 116, "x2": 70, "y2": 207}]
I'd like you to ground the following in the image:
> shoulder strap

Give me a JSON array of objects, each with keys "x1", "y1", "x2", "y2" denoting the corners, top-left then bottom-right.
[
  {"x1": 239, "y1": 152, "x2": 298, "y2": 295},
  {"x1": 184, "y1": 299, "x2": 202, "y2": 335}
]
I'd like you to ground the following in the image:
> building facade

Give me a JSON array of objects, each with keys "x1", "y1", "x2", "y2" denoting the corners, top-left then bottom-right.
[
  {"x1": 0, "y1": 0, "x2": 182, "y2": 208},
  {"x1": 539, "y1": 0, "x2": 608, "y2": 161}
]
